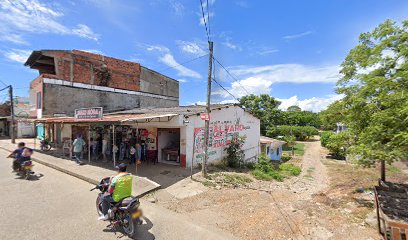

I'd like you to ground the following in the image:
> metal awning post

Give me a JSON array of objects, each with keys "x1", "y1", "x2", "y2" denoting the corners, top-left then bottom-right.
[
  {"x1": 88, "y1": 124, "x2": 91, "y2": 164},
  {"x1": 112, "y1": 124, "x2": 116, "y2": 168}
]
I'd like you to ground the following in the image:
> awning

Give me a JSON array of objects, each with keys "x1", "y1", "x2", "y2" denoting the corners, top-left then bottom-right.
[
  {"x1": 260, "y1": 136, "x2": 286, "y2": 148},
  {"x1": 34, "y1": 113, "x2": 179, "y2": 124}
]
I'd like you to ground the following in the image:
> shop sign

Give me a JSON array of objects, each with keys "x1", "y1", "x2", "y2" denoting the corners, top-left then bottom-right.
[
  {"x1": 200, "y1": 113, "x2": 210, "y2": 121},
  {"x1": 74, "y1": 107, "x2": 103, "y2": 120}
]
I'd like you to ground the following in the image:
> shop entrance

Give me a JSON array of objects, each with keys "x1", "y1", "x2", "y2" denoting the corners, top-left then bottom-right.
[{"x1": 157, "y1": 128, "x2": 180, "y2": 165}]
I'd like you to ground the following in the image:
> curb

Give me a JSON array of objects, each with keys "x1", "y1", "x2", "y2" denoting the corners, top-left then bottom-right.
[{"x1": 0, "y1": 146, "x2": 161, "y2": 197}]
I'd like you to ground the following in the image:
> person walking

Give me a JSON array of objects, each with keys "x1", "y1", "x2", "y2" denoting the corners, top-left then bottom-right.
[{"x1": 72, "y1": 134, "x2": 86, "y2": 165}]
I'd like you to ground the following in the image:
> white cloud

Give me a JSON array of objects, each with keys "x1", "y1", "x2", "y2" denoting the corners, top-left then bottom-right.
[
  {"x1": 199, "y1": 11, "x2": 214, "y2": 26},
  {"x1": 257, "y1": 48, "x2": 279, "y2": 56},
  {"x1": 0, "y1": 0, "x2": 99, "y2": 44},
  {"x1": 278, "y1": 95, "x2": 343, "y2": 112},
  {"x1": 219, "y1": 32, "x2": 242, "y2": 51},
  {"x1": 177, "y1": 79, "x2": 188, "y2": 83},
  {"x1": 213, "y1": 63, "x2": 341, "y2": 100},
  {"x1": 283, "y1": 31, "x2": 313, "y2": 40},
  {"x1": 170, "y1": 0, "x2": 184, "y2": 16},
  {"x1": 176, "y1": 40, "x2": 207, "y2": 56},
  {"x1": 146, "y1": 44, "x2": 170, "y2": 53},
  {"x1": 159, "y1": 53, "x2": 202, "y2": 79},
  {"x1": 3, "y1": 49, "x2": 32, "y2": 63},
  {"x1": 72, "y1": 24, "x2": 99, "y2": 41}
]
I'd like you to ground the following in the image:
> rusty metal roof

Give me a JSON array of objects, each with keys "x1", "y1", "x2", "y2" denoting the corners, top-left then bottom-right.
[{"x1": 260, "y1": 136, "x2": 286, "y2": 148}]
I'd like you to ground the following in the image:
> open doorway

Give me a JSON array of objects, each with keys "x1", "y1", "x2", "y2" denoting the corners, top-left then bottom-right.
[{"x1": 157, "y1": 128, "x2": 180, "y2": 165}]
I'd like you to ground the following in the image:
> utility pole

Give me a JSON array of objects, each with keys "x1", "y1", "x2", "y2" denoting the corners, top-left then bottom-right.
[
  {"x1": 9, "y1": 85, "x2": 15, "y2": 144},
  {"x1": 202, "y1": 41, "x2": 213, "y2": 178}
]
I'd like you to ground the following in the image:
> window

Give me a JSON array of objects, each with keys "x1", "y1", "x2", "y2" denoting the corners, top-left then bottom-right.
[
  {"x1": 277, "y1": 147, "x2": 280, "y2": 155},
  {"x1": 266, "y1": 146, "x2": 270, "y2": 155},
  {"x1": 37, "y1": 92, "x2": 42, "y2": 109}
]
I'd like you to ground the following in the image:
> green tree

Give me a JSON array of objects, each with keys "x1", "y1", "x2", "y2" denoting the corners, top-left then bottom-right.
[
  {"x1": 287, "y1": 105, "x2": 302, "y2": 112},
  {"x1": 238, "y1": 94, "x2": 281, "y2": 135},
  {"x1": 337, "y1": 19, "x2": 408, "y2": 165},
  {"x1": 319, "y1": 101, "x2": 344, "y2": 130}
]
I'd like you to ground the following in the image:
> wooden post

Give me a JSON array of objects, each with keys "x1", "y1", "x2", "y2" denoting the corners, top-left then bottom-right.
[
  {"x1": 191, "y1": 131, "x2": 196, "y2": 179},
  {"x1": 9, "y1": 85, "x2": 15, "y2": 144},
  {"x1": 380, "y1": 160, "x2": 386, "y2": 182},
  {"x1": 34, "y1": 121, "x2": 37, "y2": 150},
  {"x1": 202, "y1": 41, "x2": 213, "y2": 178}
]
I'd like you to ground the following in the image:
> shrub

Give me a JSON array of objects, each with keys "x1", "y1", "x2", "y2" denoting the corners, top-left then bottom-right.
[
  {"x1": 267, "y1": 125, "x2": 319, "y2": 141},
  {"x1": 224, "y1": 136, "x2": 246, "y2": 168},
  {"x1": 280, "y1": 155, "x2": 292, "y2": 162},
  {"x1": 279, "y1": 163, "x2": 301, "y2": 176},
  {"x1": 320, "y1": 131, "x2": 334, "y2": 147},
  {"x1": 326, "y1": 131, "x2": 353, "y2": 160}
]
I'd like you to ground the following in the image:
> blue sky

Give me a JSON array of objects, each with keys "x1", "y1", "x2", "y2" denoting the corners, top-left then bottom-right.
[{"x1": 0, "y1": 0, "x2": 407, "y2": 111}]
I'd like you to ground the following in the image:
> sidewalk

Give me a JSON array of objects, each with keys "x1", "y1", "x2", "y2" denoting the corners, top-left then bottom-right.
[{"x1": 0, "y1": 139, "x2": 160, "y2": 197}]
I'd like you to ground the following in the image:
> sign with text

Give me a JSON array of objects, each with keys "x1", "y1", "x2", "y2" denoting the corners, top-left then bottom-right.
[
  {"x1": 74, "y1": 107, "x2": 103, "y2": 120},
  {"x1": 200, "y1": 113, "x2": 210, "y2": 121}
]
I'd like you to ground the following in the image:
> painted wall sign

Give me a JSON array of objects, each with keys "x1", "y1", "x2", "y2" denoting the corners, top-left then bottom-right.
[{"x1": 74, "y1": 107, "x2": 103, "y2": 120}]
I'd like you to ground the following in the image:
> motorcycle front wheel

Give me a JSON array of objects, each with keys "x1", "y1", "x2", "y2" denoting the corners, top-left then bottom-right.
[
  {"x1": 122, "y1": 213, "x2": 136, "y2": 237},
  {"x1": 96, "y1": 194, "x2": 103, "y2": 216}
]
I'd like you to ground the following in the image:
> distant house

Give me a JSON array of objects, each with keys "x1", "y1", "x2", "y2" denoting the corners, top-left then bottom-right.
[
  {"x1": 260, "y1": 136, "x2": 286, "y2": 161},
  {"x1": 336, "y1": 122, "x2": 347, "y2": 133}
]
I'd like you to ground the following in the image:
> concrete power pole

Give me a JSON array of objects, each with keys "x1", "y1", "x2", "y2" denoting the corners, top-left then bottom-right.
[
  {"x1": 202, "y1": 41, "x2": 213, "y2": 178},
  {"x1": 9, "y1": 85, "x2": 15, "y2": 144}
]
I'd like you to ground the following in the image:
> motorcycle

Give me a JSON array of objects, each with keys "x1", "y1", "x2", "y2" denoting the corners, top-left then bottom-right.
[
  {"x1": 17, "y1": 160, "x2": 34, "y2": 180},
  {"x1": 40, "y1": 139, "x2": 52, "y2": 151},
  {"x1": 90, "y1": 177, "x2": 143, "y2": 238}
]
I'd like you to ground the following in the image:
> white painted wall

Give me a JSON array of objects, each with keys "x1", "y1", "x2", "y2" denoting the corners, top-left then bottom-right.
[
  {"x1": 16, "y1": 122, "x2": 35, "y2": 138},
  {"x1": 185, "y1": 106, "x2": 260, "y2": 168}
]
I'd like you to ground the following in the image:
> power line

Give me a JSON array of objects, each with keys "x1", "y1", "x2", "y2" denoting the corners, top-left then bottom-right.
[
  {"x1": 199, "y1": 0, "x2": 210, "y2": 42},
  {"x1": 211, "y1": 77, "x2": 239, "y2": 102},
  {"x1": 0, "y1": 79, "x2": 8, "y2": 88},
  {"x1": 206, "y1": 0, "x2": 211, "y2": 37},
  {"x1": 212, "y1": 56, "x2": 251, "y2": 95}
]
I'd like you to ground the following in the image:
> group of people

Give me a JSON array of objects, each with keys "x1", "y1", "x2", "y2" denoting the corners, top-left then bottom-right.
[{"x1": 7, "y1": 142, "x2": 33, "y2": 172}]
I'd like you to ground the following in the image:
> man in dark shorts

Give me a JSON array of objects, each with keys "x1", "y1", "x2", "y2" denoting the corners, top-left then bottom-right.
[{"x1": 7, "y1": 142, "x2": 33, "y2": 171}]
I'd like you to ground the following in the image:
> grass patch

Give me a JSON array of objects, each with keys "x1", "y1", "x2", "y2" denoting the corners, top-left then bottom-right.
[
  {"x1": 282, "y1": 143, "x2": 305, "y2": 156},
  {"x1": 251, "y1": 159, "x2": 301, "y2": 182},
  {"x1": 223, "y1": 174, "x2": 253, "y2": 185}
]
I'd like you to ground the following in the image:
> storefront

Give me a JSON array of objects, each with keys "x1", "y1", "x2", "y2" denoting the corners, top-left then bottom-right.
[{"x1": 34, "y1": 105, "x2": 261, "y2": 169}]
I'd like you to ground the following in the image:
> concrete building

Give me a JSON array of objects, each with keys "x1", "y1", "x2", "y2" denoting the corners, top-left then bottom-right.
[
  {"x1": 35, "y1": 104, "x2": 260, "y2": 168},
  {"x1": 260, "y1": 136, "x2": 286, "y2": 161},
  {"x1": 25, "y1": 50, "x2": 179, "y2": 119}
]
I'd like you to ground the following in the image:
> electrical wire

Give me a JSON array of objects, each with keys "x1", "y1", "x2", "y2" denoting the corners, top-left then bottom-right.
[
  {"x1": 211, "y1": 77, "x2": 239, "y2": 102},
  {"x1": 212, "y1": 56, "x2": 251, "y2": 95},
  {"x1": 206, "y1": 0, "x2": 211, "y2": 38},
  {"x1": 0, "y1": 79, "x2": 8, "y2": 87},
  {"x1": 199, "y1": 0, "x2": 210, "y2": 42}
]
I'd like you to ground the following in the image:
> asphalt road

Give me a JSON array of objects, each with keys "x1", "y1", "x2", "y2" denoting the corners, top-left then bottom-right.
[{"x1": 0, "y1": 148, "x2": 236, "y2": 240}]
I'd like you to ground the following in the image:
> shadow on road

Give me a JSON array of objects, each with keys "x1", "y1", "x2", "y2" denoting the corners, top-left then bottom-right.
[
  {"x1": 15, "y1": 173, "x2": 44, "y2": 181},
  {"x1": 102, "y1": 216, "x2": 155, "y2": 240}
]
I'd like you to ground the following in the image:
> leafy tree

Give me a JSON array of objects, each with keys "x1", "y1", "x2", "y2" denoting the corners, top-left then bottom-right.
[
  {"x1": 320, "y1": 131, "x2": 335, "y2": 147},
  {"x1": 325, "y1": 131, "x2": 353, "y2": 160},
  {"x1": 238, "y1": 94, "x2": 281, "y2": 135},
  {"x1": 287, "y1": 105, "x2": 302, "y2": 112},
  {"x1": 319, "y1": 101, "x2": 345, "y2": 130},
  {"x1": 267, "y1": 125, "x2": 318, "y2": 141},
  {"x1": 337, "y1": 19, "x2": 408, "y2": 165}
]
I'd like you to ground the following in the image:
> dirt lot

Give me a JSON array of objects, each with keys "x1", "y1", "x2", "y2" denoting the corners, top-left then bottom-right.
[{"x1": 151, "y1": 140, "x2": 408, "y2": 240}]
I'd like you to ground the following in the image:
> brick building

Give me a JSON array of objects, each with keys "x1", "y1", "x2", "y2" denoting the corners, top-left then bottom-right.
[{"x1": 25, "y1": 50, "x2": 179, "y2": 118}]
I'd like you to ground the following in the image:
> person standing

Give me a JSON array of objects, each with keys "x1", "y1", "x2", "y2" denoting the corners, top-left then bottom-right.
[
  {"x1": 129, "y1": 145, "x2": 136, "y2": 165},
  {"x1": 72, "y1": 134, "x2": 86, "y2": 165},
  {"x1": 102, "y1": 134, "x2": 108, "y2": 163}
]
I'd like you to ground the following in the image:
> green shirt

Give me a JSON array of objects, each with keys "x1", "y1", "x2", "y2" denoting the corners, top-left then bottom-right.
[{"x1": 73, "y1": 138, "x2": 85, "y2": 153}]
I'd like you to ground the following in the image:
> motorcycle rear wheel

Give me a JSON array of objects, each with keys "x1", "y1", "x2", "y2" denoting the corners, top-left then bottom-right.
[{"x1": 122, "y1": 213, "x2": 136, "y2": 237}]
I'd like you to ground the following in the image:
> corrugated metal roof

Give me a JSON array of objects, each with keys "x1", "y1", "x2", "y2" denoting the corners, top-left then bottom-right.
[
  {"x1": 260, "y1": 136, "x2": 286, "y2": 149},
  {"x1": 106, "y1": 104, "x2": 236, "y2": 116}
]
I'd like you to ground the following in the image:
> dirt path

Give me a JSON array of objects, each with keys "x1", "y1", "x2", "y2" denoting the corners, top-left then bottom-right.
[{"x1": 289, "y1": 138, "x2": 329, "y2": 199}]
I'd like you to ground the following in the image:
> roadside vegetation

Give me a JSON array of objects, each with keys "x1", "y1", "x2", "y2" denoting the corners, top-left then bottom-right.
[
  {"x1": 318, "y1": 19, "x2": 408, "y2": 168},
  {"x1": 251, "y1": 156, "x2": 301, "y2": 181},
  {"x1": 282, "y1": 142, "x2": 305, "y2": 156}
]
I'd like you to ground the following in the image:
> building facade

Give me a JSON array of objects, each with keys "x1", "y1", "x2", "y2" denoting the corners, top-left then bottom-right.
[{"x1": 26, "y1": 50, "x2": 179, "y2": 118}]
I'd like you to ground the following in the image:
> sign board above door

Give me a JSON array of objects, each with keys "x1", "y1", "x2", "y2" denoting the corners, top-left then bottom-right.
[
  {"x1": 200, "y1": 113, "x2": 210, "y2": 121},
  {"x1": 74, "y1": 107, "x2": 103, "y2": 120}
]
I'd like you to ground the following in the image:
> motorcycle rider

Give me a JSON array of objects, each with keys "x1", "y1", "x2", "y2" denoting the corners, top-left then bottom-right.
[
  {"x1": 7, "y1": 142, "x2": 31, "y2": 171},
  {"x1": 98, "y1": 163, "x2": 133, "y2": 221}
]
